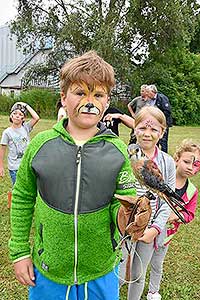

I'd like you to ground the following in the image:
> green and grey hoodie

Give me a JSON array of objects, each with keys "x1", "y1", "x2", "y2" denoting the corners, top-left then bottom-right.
[{"x1": 9, "y1": 119, "x2": 136, "y2": 285}]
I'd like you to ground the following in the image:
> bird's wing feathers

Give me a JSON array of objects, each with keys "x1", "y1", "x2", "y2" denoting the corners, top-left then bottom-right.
[{"x1": 128, "y1": 144, "x2": 190, "y2": 223}]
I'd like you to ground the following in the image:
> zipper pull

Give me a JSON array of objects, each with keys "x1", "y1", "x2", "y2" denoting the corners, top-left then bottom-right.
[{"x1": 76, "y1": 146, "x2": 82, "y2": 164}]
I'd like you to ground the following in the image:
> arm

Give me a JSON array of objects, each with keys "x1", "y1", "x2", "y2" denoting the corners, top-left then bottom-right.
[
  {"x1": 127, "y1": 98, "x2": 137, "y2": 118},
  {"x1": 0, "y1": 145, "x2": 7, "y2": 177},
  {"x1": 103, "y1": 113, "x2": 134, "y2": 129},
  {"x1": 119, "y1": 114, "x2": 135, "y2": 128},
  {"x1": 9, "y1": 138, "x2": 38, "y2": 286},
  {"x1": 17, "y1": 102, "x2": 40, "y2": 128},
  {"x1": 127, "y1": 103, "x2": 136, "y2": 118}
]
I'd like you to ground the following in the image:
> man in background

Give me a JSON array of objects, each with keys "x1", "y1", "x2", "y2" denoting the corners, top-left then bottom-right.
[
  {"x1": 146, "y1": 84, "x2": 173, "y2": 153},
  {"x1": 127, "y1": 84, "x2": 148, "y2": 144}
]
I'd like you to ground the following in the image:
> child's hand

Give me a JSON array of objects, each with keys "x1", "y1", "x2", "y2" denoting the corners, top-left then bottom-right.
[
  {"x1": 138, "y1": 227, "x2": 159, "y2": 243},
  {"x1": 0, "y1": 166, "x2": 5, "y2": 177},
  {"x1": 14, "y1": 257, "x2": 35, "y2": 286},
  {"x1": 17, "y1": 101, "x2": 27, "y2": 107},
  {"x1": 168, "y1": 212, "x2": 180, "y2": 223}
]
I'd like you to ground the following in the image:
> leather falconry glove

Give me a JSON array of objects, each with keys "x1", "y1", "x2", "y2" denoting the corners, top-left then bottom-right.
[{"x1": 116, "y1": 191, "x2": 153, "y2": 242}]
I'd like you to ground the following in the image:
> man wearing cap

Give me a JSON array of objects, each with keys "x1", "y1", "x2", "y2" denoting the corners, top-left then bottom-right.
[{"x1": 0, "y1": 102, "x2": 40, "y2": 187}]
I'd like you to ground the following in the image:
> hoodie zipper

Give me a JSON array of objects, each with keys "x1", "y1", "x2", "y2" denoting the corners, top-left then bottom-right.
[{"x1": 74, "y1": 146, "x2": 82, "y2": 284}]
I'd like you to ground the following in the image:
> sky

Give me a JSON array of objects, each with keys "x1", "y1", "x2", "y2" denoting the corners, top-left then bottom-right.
[
  {"x1": 0, "y1": 0, "x2": 200, "y2": 27},
  {"x1": 0, "y1": 0, "x2": 17, "y2": 27}
]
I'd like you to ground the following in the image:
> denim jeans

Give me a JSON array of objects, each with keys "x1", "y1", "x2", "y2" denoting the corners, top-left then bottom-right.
[{"x1": 9, "y1": 169, "x2": 18, "y2": 186}]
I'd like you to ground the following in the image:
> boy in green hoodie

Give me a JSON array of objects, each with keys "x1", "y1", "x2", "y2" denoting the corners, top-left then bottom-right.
[{"x1": 9, "y1": 51, "x2": 137, "y2": 300}]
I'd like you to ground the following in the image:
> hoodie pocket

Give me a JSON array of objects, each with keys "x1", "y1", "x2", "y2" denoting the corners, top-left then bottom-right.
[{"x1": 38, "y1": 223, "x2": 44, "y2": 256}]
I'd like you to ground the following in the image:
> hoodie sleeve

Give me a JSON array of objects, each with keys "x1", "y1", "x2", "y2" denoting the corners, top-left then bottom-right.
[
  {"x1": 8, "y1": 129, "x2": 56, "y2": 262},
  {"x1": 109, "y1": 142, "x2": 137, "y2": 227},
  {"x1": 9, "y1": 138, "x2": 38, "y2": 262}
]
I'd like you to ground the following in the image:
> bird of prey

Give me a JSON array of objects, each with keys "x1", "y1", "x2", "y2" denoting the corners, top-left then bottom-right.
[{"x1": 128, "y1": 144, "x2": 190, "y2": 223}]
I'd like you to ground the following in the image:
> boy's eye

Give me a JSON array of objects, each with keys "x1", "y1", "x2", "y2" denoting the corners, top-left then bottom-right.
[
  {"x1": 94, "y1": 94, "x2": 102, "y2": 98},
  {"x1": 94, "y1": 93, "x2": 103, "y2": 98},
  {"x1": 76, "y1": 91, "x2": 85, "y2": 96}
]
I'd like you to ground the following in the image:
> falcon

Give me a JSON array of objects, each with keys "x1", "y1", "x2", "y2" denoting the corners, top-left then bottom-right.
[{"x1": 128, "y1": 144, "x2": 190, "y2": 224}]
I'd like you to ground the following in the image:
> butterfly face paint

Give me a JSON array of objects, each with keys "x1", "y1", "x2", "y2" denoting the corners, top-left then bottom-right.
[{"x1": 72, "y1": 82, "x2": 108, "y2": 116}]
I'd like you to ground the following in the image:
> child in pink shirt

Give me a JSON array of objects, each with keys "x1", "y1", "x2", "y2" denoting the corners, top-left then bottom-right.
[{"x1": 147, "y1": 139, "x2": 200, "y2": 300}]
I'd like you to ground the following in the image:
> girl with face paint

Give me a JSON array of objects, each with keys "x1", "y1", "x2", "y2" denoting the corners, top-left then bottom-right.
[
  {"x1": 126, "y1": 106, "x2": 176, "y2": 300},
  {"x1": 145, "y1": 139, "x2": 200, "y2": 300}
]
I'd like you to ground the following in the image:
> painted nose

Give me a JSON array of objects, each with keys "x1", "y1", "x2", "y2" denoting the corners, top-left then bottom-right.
[{"x1": 85, "y1": 103, "x2": 94, "y2": 109}]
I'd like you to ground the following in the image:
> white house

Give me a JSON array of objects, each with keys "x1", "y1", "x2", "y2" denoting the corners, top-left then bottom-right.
[{"x1": 0, "y1": 25, "x2": 53, "y2": 96}]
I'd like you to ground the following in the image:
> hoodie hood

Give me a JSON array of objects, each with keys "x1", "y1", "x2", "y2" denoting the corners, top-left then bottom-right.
[{"x1": 53, "y1": 118, "x2": 117, "y2": 141}]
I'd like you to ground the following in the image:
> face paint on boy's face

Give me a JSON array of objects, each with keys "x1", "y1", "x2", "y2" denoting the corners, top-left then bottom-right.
[{"x1": 70, "y1": 82, "x2": 108, "y2": 116}]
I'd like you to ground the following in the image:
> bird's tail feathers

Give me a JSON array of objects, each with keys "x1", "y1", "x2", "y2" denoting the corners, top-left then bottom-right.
[{"x1": 163, "y1": 195, "x2": 188, "y2": 224}]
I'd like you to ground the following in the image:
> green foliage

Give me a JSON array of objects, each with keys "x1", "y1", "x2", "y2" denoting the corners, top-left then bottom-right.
[
  {"x1": 18, "y1": 88, "x2": 60, "y2": 118},
  {"x1": 0, "y1": 95, "x2": 15, "y2": 115},
  {"x1": 10, "y1": 1, "x2": 200, "y2": 85},
  {"x1": 135, "y1": 49, "x2": 200, "y2": 125},
  {"x1": 0, "y1": 89, "x2": 60, "y2": 119},
  {"x1": 190, "y1": 15, "x2": 200, "y2": 53}
]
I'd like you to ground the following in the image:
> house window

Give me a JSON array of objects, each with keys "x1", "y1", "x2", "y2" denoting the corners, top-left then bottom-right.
[{"x1": 10, "y1": 90, "x2": 15, "y2": 98}]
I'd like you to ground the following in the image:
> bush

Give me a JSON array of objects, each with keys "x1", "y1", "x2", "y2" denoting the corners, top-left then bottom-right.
[
  {"x1": 0, "y1": 95, "x2": 15, "y2": 114},
  {"x1": 18, "y1": 88, "x2": 60, "y2": 118},
  {"x1": 0, "y1": 88, "x2": 60, "y2": 118}
]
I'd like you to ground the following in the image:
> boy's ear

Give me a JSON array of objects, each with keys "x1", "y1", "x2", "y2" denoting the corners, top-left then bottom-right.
[
  {"x1": 105, "y1": 99, "x2": 110, "y2": 109},
  {"x1": 60, "y1": 92, "x2": 66, "y2": 107},
  {"x1": 105, "y1": 103, "x2": 110, "y2": 109}
]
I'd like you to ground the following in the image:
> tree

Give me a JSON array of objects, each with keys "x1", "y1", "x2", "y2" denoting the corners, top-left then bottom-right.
[
  {"x1": 11, "y1": 0, "x2": 200, "y2": 94},
  {"x1": 190, "y1": 14, "x2": 200, "y2": 53}
]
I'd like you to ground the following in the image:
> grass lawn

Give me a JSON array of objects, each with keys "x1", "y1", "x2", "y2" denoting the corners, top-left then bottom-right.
[{"x1": 0, "y1": 115, "x2": 200, "y2": 300}]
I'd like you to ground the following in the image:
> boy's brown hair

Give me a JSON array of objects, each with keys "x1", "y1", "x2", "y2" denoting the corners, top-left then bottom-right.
[
  {"x1": 174, "y1": 139, "x2": 200, "y2": 160},
  {"x1": 134, "y1": 106, "x2": 167, "y2": 131},
  {"x1": 60, "y1": 51, "x2": 115, "y2": 95}
]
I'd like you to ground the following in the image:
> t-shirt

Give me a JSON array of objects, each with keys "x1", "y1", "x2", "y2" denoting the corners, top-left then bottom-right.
[
  {"x1": 175, "y1": 179, "x2": 188, "y2": 198},
  {"x1": 129, "y1": 96, "x2": 147, "y2": 114},
  {"x1": 0, "y1": 122, "x2": 32, "y2": 170},
  {"x1": 102, "y1": 107, "x2": 124, "y2": 136}
]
